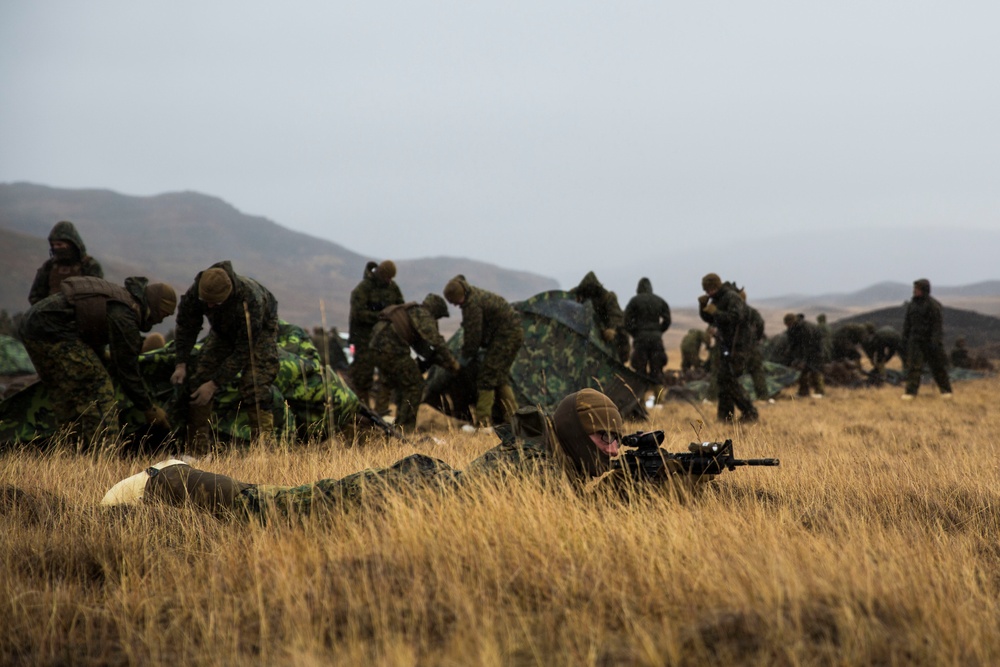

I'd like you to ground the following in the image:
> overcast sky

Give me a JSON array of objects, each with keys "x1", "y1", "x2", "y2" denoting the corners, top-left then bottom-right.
[{"x1": 2, "y1": 2, "x2": 998, "y2": 303}]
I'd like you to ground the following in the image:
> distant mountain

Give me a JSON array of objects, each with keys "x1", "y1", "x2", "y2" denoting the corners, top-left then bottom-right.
[
  {"x1": 0, "y1": 183, "x2": 558, "y2": 329},
  {"x1": 833, "y1": 305, "x2": 1000, "y2": 350}
]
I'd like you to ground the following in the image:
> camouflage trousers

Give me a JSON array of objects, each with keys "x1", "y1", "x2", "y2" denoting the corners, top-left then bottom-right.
[
  {"x1": 715, "y1": 353, "x2": 757, "y2": 422},
  {"x1": 22, "y1": 338, "x2": 119, "y2": 445},
  {"x1": 745, "y1": 345, "x2": 770, "y2": 399},
  {"x1": 189, "y1": 330, "x2": 280, "y2": 412},
  {"x1": 629, "y1": 334, "x2": 666, "y2": 383},
  {"x1": 348, "y1": 337, "x2": 376, "y2": 399},
  {"x1": 905, "y1": 342, "x2": 953, "y2": 396},
  {"x1": 478, "y1": 324, "x2": 525, "y2": 390},
  {"x1": 370, "y1": 328, "x2": 423, "y2": 429}
]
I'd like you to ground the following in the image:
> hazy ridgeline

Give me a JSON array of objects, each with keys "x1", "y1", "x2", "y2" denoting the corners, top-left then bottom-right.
[{"x1": 2, "y1": 378, "x2": 999, "y2": 666}]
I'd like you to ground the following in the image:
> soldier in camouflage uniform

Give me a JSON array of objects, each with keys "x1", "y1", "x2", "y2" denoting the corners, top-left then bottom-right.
[
  {"x1": 901, "y1": 278, "x2": 953, "y2": 399},
  {"x1": 861, "y1": 324, "x2": 903, "y2": 381},
  {"x1": 348, "y1": 260, "x2": 405, "y2": 411},
  {"x1": 950, "y1": 337, "x2": 972, "y2": 370},
  {"x1": 680, "y1": 328, "x2": 710, "y2": 374},
  {"x1": 698, "y1": 273, "x2": 758, "y2": 423},
  {"x1": 783, "y1": 313, "x2": 826, "y2": 398},
  {"x1": 104, "y1": 388, "x2": 629, "y2": 518},
  {"x1": 444, "y1": 274, "x2": 523, "y2": 428},
  {"x1": 28, "y1": 221, "x2": 104, "y2": 305},
  {"x1": 20, "y1": 276, "x2": 176, "y2": 447},
  {"x1": 170, "y1": 261, "x2": 280, "y2": 446},
  {"x1": 830, "y1": 323, "x2": 867, "y2": 366},
  {"x1": 816, "y1": 313, "x2": 833, "y2": 361},
  {"x1": 740, "y1": 290, "x2": 771, "y2": 401},
  {"x1": 369, "y1": 294, "x2": 458, "y2": 432},
  {"x1": 569, "y1": 271, "x2": 629, "y2": 364},
  {"x1": 623, "y1": 277, "x2": 671, "y2": 383}
]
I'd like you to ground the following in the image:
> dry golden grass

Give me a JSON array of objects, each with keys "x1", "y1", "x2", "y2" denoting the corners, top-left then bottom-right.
[{"x1": 3, "y1": 377, "x2": 1000, "y2": 666}]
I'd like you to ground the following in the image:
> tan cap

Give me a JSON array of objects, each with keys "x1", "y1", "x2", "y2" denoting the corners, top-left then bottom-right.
[
  {"x1": 198, "y1": 268, "x2": 233, "y2": 304},
  {"x1": 702, "y1": 273, "x2": 722, "y2": 292},
  {"x1": 145, "y1": 282, "x2": 177, "y2": 323}
]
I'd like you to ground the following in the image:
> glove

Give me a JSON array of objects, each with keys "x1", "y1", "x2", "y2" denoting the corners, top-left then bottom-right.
[
  {"x1": 698, "y1": 294, "x2": 710, "y2": 308},
  {"x1": 190, "y1": 380, "x2": 218, "y2": 407},
  {"x1": 704, "y1": 303, "x2": 717, "y2": 316},
  {"x1": 602, "y1": 328, "x2": 615, "y2": 343},
  {"x1": 144, "y1": 405, "x2": 170, "y2": 429},
  {"x1": 170, "y1": 363, "x2": 187, "y2": 385}
]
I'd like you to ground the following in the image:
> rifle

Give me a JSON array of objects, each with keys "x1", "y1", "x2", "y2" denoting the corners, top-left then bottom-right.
[{"x1": 611, "y1": 430, "x2": 779, "y2": 481}]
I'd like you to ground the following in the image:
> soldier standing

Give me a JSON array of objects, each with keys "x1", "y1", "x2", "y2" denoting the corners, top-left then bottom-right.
[
  {"x1": 170, "y1": 261, "x2": 280, "y2": 446},
  {"x1": 28, "y1": 221, "x2": 104, "y2": 305},
  {"x1": 569, "y1": 271, "x2": 629, "y2": 363},
  {"x1": 369, "y1": 294, "x2": 458, "y2": 432},
  {"x1": 20, "y1": 276, "x2": 175, "y2": 447},
  {"x1": 783, "y1": 313, "x2": 826, "y2": 398},
  {"x1": 623, "y1": 277, "x2": 671, "y2": 382},
  {"x1": 444, "y1": 274, "x2": 523, "y2": 428},
  {"x1": 348, "y1": 260, "x2": 404, "y2": 411},
  {"x1": 901, "y1": 278, "x2": 953, "y2": 399},
  {"x1": 698, "y1": 273, "x2": 758, "y2": 423}
]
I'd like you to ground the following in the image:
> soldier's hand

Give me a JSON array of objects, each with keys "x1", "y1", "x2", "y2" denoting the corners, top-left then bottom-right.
[
  {"x1": 703, "y1": 303, "x2": 717, "y2": 316},
  {"x1": 190, "y1": 380, "x2": 218, "y2": 406},
  {"x1": 144, "y1": 405, "x2": 171, "y2": 429},
  {"x1": 698, "y1": 294, "x2": 710, "y2": 308},
  {"x1": 170, "y1": 363, "x2": 187, "y2": 385},
  {"x1": 602, "y1": 328, "x2": 615, "y2": 343},
  {"x1": 447, "y1": 358, "x2": 461, "y2": 373}
]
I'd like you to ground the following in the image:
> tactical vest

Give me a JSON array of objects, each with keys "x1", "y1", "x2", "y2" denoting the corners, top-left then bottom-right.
[
  {"x1": 60, "y1": 276, "x2": 140, "y2": 349},
  {"x1": 378, "y1": 302, "x2": 420, "y2": 345}
]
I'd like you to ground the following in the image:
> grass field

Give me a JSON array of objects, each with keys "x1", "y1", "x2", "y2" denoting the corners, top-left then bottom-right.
[{"x1": 2, "y1": 375, "x2": 999, "y2": 666}]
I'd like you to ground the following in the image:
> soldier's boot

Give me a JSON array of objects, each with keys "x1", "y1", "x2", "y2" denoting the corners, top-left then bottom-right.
[
  {"x1": 186, "y1": 402, "x2": 214, "y2": 454},
  {"x1": 248, "y1": 408, "x2": 274, "y2": 443},
  {"x1": 496, "y1": 384, "x2": 518, "y2": 424},
  {"x1": 474, "y1": 389, "x2": 496, "y2": 428}
]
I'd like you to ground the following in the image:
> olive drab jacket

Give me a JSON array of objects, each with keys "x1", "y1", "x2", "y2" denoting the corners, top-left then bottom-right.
[{"x1": 28, "y1": 221, "x2": 104, "y2": 305}]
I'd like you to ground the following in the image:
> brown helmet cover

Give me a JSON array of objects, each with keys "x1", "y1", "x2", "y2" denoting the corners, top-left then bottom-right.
[{"x1": 552, "y1": 388, "x2": 624, "y2": 480}]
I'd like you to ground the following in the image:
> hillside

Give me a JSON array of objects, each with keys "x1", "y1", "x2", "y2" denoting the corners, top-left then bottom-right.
[{"x1": 0, "y1": 183, "x2": 558, "y2": 329}]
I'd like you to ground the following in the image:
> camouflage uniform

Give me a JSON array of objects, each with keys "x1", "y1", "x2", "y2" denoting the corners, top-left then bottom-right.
[
  {"x1": 570, "y1": 272, "x2": 629, "y2": 363},
  {"x1": 784, "y1": 315, "x2": 826, "y2": 397},
  {"x1": 816, "y1": 314, "x2": 833, "y2": 361},
  {"x1": 831, "y1": 323, "x2": 867, "y2": 365},
  {"x1": 348, "y1": 262, "x2": 404, "y2": 406},
  {"x1": 623, "y1": 277, "x2": 671, "y2": 382},
  {"x1": 174, "y1": 261, "x2": 280, "y2": 437},
  {"x1": 950, "y1": 338, "x2": 972, "y2": 369},
  {"x1": 20, "y1": 277, "x2": 164, "y2": 445},
  {"x1": 28, "y1": 221, "x2": 104, "y2": 305},
  {"x1": 744, "y1": 304, "x2": 770, "y2": 400},
  {"x1": 680, "y1": 328, "x2": 709, "y2": 373},
  {"x1": 369, "y1": 297, "x2": 456, "y2": 431},
  {"x1": 132, "y1": 389, "x2": 623, "y2": 518},
  {"x1": 699, "y1": 279, "x2": 757, "y2": 422},
  {"x1": 901, "y1": 280, "x2": 952, "y2": 397},
  {"x1": 861, "y1": 325, "x2": 902, "y2": 378},
  {"x1": 449, "y1": 276, "x2": 523, "y2": 393}
]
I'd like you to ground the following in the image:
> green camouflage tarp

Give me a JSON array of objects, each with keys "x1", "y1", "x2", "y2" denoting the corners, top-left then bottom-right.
[
  {"x1": 425, "y1": 290, "x2": 656, "y2": 422},
  {"x1": 0, "y1": 335, "x2": 34, "y2": 376},
  {"x1": 0, "y1": 321, "x2": 366, "y2": 448}
]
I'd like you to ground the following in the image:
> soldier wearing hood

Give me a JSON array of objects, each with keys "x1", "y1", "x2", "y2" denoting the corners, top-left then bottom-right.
[
  {"x1": 443, "y1": 274, "x2": 523, "y2": 428},
  {"x1": 783, "y1": 313, "x2": 826, "y2": 398},
  {"x1": 170, "y1": 261, "x2": 280, "y2": 446},
  {"x1": 901, "y1": 278, "x2": 953, "y2": 399},
  {"x1": 569, "y1": 271, "x2": 629, "y2": 364},
  {"x1": 28, "y1": 221, "x2": 105, "y2": 305},
  {"x1": 102, "y1": 388, "x2": 629, "y2": 516},
  {"x1": 369, "y1": 294, "x2": 459, "y2": 432},
  {"x1": 623, "y1": 277, "x2": 671, "y2": 383},
  {"x1": 698, "y1": 273, "x2": 758, "y2": 423},
  {"x1": 348, "y1": 260, "x2": 405, "y2": 411},
  {"x1": 20, "y1": 276, "x2": 176, "y2": 447}
]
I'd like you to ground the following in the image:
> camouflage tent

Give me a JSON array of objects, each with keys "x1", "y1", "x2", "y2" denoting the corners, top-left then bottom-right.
[
  {"x1": 0, "y1": 335, "x2": 34, "y2": 376},
  {"x1": 0, "y1": 321, "x2": 375, "y2": 449},
  {"x1": 425, "y1": 290, "x2": 657, "y2": 422}
]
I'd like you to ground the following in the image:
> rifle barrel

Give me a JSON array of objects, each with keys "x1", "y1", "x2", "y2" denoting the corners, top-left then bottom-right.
[{"x1": 732, "y1": 457, "x2": 780, "y2": 467}]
